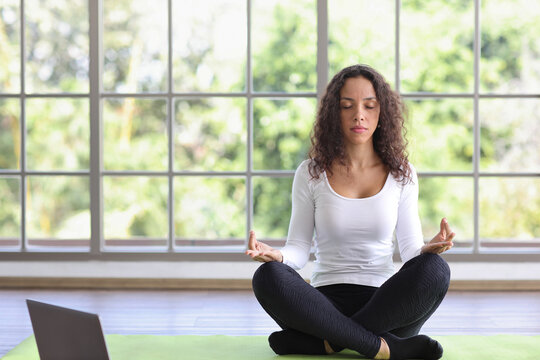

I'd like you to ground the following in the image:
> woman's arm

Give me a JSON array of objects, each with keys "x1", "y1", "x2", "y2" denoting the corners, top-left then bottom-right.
[
  {"x1": 396, "y1": 164, "x2": 454, "y2": 260},
  {"x1": 246, "y1": 161, "x2": 314, "y2": 268},
  {"x1": 280, "y1": 161, "x2": 315, "y2": 269}
]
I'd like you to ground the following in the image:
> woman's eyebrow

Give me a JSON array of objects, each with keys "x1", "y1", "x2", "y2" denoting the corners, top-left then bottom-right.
[{"x1": 339, "y1": 96, "x2": 377, "y2": 101}]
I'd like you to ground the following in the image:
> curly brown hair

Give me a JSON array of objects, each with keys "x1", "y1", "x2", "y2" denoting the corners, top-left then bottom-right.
[{"x1": 308, "y1": 64, "x2": 412, "y2": 184}]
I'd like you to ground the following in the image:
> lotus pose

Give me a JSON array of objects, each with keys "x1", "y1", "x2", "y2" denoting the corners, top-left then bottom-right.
[{"x1": 246, "y1": 64, "x2": 455, "y2": 360}]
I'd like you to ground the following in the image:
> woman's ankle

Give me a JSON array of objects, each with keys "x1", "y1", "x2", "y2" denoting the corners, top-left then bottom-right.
[{"x1": 374, "y1": 337, "x2": 390, "y2": 360}]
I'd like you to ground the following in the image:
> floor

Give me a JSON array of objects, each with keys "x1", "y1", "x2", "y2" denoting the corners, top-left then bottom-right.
[{"x1": 1, "y1": 289, "x2": 540, "y2": 357}]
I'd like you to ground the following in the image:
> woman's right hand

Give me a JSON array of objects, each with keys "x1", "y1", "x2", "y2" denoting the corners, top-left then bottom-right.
[{"x1": 245, "y1": 230, "x2": 283, "y2": 263}]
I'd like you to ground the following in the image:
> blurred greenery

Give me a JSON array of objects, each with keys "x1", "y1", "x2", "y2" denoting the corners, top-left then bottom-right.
[
  {"x1": 103, "y1": 98, "x2": 168, "y2": 171},
  {"x1": 25, "y1": 0, "x2": 88, "y2": 93},
  {"x1": 174, "y1": 98, "x2": 246, "y2": 171},
  {"x1": 0, "y1": 0, "x2": 538, "y2": 249}
]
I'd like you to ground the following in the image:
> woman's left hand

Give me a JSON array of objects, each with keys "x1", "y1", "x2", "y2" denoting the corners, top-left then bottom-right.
[{"x1": 421, "y1": 218, "x2": 455, "y2": 254}]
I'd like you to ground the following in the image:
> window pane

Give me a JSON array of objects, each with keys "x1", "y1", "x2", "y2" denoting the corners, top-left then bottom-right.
[
  {"x1": 406, "y1": 99, "x2": 473, "y2": 172},
  {"x1": 103, "y1": 0, "x2": 167, "y2": 92},
  {"x1": 26, "y1": 176, "x2": 89, "y2": 248},
  {"x1": 418, "y1": 177, "x2": 473, "y2": 248},
  {"x1": 481, "y1": 0, "x2": 540, "y2": 93},
  {"x1": 0, "y1": 177, "x2": 20, "y2": 248},
  {"x1": 0, "y1": 0, "x2": 20, "y2": 93},
  {"x1": 401, "y1": 0, "x2": 474, "y2": 93},
  {"x1": 252, "y1": 0, "x2": 316, "y2": 92},
  {"x1": 254, "y1": 98, "x2": 315, "y2": 170},
  {"x1": 174, "y1": 177, "x2": 245, "y2": 244},
  {"x1": 253, "y1": 176, "x2": 292, "y2": 244},
  {"x1": 174, "y1": 98, "x2": 246, "y2": 171},
  {"x1": 0, "y1": 99, "x2": 20, "y2": 169},
  {"x1": 172, "y1": 0, "x2": 246, "y2": 92},
  {"x1": 328, "y1": 0, "x2": 395, "y2": 87},
  {"x1": 26, "y1": 98, "x2": 89, "y2": 171},
  {"x1": 480, "y1": 178, "x2": 540, "y2": 247},
  {"x1": 480, "y1": 99, "x2": 540, "y2": 173},
  {"x1": 104, "y1": 98, "x2": 168, "y2": 171},
  {"x1": 25, "y1": 0, "x2": 88, "y2": 93},
  {"x1": 103, "y1": 177, "x2": 168, "y2": 247}
]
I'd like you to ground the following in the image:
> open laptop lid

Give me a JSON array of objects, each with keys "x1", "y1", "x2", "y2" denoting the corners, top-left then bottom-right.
[{"x1": 26, "y1": 299, "x2": 110, "y2": 360}]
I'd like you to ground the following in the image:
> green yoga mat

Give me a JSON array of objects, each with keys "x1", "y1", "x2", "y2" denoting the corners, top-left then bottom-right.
[{"x1": 3, "y1": 334, "x2": 540, "y2": 360}]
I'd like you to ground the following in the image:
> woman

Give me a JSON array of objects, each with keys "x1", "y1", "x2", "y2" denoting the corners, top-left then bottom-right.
[{"x1": 246, "y1": 64, "x2": 454, "y2": 360}]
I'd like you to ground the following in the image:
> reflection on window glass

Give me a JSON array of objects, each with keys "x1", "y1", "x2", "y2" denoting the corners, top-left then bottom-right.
[
  {"x1": 481, "y1": 0, "x2": 540, "y2": 93},
  {"x1": 103, "y1": 0, "x2": 167, "y2": 92},
  {"x1": 254, "y1": 98, "x2": 315, "y2": 170},
  {"x1": 26, "y1": 98, "x2": 89, "y2": 171},
  {"x1": 103, "y1": 177, "x2": 168, "y2": 245},
  {"x1": 104, "y1": 98, "x2": 168, "y2": 171},
  {"x1": 174, "y1": 98, "x2": 246, "y2": 171},
  {"x1": 25, "y1": 0, "x2": 88, "y2": 93},
  {"x1": 406, "y1": 99, "x2": 473, "y2": 172},
  {"x1": 480, "y1": 99, "x2": 540, "y2": 172},
  {"x1": 174, "y1": 177, "x2": 245, "y2": 242},
  {"x1": 173, "y1": 0, "x2": 246, "y2": 92},
  {"x1": 0, "y1": 0, "x2": 20, "y2": 93},
  {"x1": 252, "y1": 0, "x2": 316, "y2": 92},
  {"x1": 401, "y1": 0, "x2": 474, "y2": 93},
  {"x1": 0, "y1": 177, "x2": 20, "y2": 248},
  {"x1": 328, "y1": 0, "x2": 394, "y2": 87},
  {"x1": 253, "y1": 177, "x2": 293, "y2": 242},
  {"x1": 418, "y1": 177, "x2": 473, "y2": 247},
  {"x1": 0, "y1": 99, "x2": 20, "y2": 170},
  {"x1": 26, "y1": 176, "x2": 89, "y2": 247},
  {"x1": 480, "y1": 178, "x2": 540, "y2": 246}
]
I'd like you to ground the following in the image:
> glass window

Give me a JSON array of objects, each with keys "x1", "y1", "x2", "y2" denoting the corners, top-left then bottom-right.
[
  {"x1": 401, "y1": 0, "x2": 474, "y2": 93},
  {"x1": 480, "y1": 178, "x2": 540, "y2": 247},
  {"x1": 0, "y1": 177, "x2": 20, "y2": 249},
  {"x1": 25, "y1": 0, "x2": 88, "y2": 93},
  {"x1": 26, "y1": 176, "x2": 90, "y2": 249},
  {"x1": 0, "y1": 0, "x2": 20, "y2": 93},
  {"x1": 328, "y1": 0, "x2": 395, "y2": 88},
  {"x1": 480, "y1": 99, "x2": 540, "y2": 172},
  {"x1": 253, "y1": 98, "x2": 316, "y2": 170},
  {"x1": 481, "y1": 0, "x2": 540, "y2": 93},
  {"x1": 172, "y1": 0, "x2": 246, "y2": 92},
  {"x1": 103, "y1": 0, "x2": 168, "y2": 93},
  {"x1": 103, "y1": 98, "x2": 168, "y2": 171},
  {"x1": 174, "y1": 98, "x2": 246, "y2": 172},
  {"x1": 174, "y1": 177, "x2": 245, "y2": 246},
  {"x1": 0, "y1": 99, "x2": 20, "y2": 170},
  {"x1": 103, "y1": 176, "x2": 168, "y2": 248},
  {"x1": 252, "y1": 0, "x2": 317, "y2": 92},
  {"x1": 26, "y1": 98, "x2": 89, "y2": 171},
  {"x1": 406, "y1": 99, "x2": 473, "y2": 172}
]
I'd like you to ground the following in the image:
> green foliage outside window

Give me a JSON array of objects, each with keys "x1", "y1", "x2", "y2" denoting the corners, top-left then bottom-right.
[{"x1": 0, "y1": 0, "x2": 538, "y2": 249}]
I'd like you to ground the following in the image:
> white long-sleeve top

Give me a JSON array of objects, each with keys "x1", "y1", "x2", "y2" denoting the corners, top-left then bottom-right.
[{"x1": 281, "y1": 159, "x2": 424, "y2": 288}]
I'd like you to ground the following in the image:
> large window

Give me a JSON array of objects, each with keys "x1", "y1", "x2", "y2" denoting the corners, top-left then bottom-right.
[{"x1": 0, "y1": 0, "x2": 538, "y2": 258}]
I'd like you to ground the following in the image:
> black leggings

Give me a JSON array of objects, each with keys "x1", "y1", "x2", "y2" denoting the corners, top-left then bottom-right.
[{"x1": 252, "y1": 253, "x2": 450, "y2": 358}]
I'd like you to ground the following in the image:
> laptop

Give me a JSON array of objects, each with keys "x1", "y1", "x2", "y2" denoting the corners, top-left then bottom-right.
[{"x1": 26, "y1": 299, "x2": 110, "y2": 360}]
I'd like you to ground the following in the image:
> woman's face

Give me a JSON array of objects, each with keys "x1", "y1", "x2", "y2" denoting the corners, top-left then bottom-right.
[{"x1": 339, "y1": 76, "x2": 380, "y2": 147}]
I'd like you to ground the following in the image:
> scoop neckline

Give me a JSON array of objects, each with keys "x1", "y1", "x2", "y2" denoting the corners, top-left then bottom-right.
[{"x1": 323, "y1": 171, "x2": 391, "y2": 201}]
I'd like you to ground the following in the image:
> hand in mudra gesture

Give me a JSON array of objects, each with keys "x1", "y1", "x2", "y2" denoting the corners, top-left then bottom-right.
[
  {"x1": 245, "y1": 230, "x2": 283, "y2": 263},
  {"x1": 421, "y1": 218, "x2": 455, "y2": 254}
]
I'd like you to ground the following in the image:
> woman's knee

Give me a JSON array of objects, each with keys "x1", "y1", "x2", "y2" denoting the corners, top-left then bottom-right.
[
  {"x1": 417, "y1": 253, "x2": 451, "y2": 288},
  {"x1": 252, "y1": 261, "x2": 286, "y2": 295}
]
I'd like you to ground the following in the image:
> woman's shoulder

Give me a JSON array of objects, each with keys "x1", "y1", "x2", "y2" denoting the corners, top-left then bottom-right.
[{"x1": 295, "y1": 159, "x2": 324, "y2": 185}]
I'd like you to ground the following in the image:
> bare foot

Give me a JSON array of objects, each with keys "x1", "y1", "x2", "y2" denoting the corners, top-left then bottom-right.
[
  {"x1": 323, "y1": 339, "x2": 335, "y2": 354},
  {"x1": 374, "y1": 337, "x2": 390, "y2": 360}
]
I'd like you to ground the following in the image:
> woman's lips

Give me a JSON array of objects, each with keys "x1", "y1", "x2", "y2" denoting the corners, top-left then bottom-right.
[{"x1": 351, "y1": 127, "x2": 367, "y2": 133}]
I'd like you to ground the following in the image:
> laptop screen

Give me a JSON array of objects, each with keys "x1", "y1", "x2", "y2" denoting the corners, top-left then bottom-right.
[{"x1": 26, "y1": 299, "x2": 110, "y2": 360}]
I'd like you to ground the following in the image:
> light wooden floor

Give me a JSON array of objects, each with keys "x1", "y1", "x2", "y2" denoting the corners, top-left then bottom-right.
[{"x1": 1, "y1": 289, "x2": 540, "y2": 357}]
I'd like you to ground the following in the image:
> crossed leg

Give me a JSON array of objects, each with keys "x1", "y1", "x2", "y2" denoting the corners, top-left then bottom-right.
[{"x1": 252, "y1": 253, "x2": 450, "y2": 359}]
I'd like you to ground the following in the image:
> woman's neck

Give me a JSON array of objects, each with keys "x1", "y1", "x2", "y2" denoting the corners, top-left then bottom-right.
[{"x1": 343, "y1": 142, "x2": 380, "y2": 169}]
